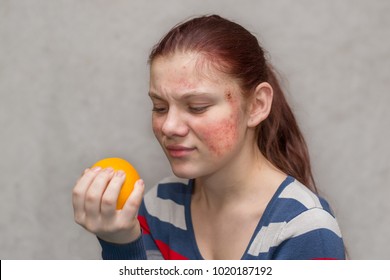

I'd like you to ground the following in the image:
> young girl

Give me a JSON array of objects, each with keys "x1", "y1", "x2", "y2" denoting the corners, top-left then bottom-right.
[{"x1": 72, "y1": 15, "x2": 345, "y2": 260}]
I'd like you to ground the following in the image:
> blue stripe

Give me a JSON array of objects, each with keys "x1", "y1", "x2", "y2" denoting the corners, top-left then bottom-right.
[{"x1": 157, "y1": 180, "x2": 190, "y2": 205}]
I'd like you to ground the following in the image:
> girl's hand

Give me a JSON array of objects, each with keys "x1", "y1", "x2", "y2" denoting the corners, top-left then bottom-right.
[{"x1": 72, "y1": 167, "x2": 145, "y2": 244}]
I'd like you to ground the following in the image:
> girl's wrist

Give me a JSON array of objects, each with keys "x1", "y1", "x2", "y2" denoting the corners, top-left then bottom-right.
[{"x1": 97, "y1": 223, "x2": 141, "y2": 245}]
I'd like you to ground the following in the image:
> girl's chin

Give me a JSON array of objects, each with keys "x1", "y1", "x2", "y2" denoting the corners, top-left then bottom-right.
[
  {"x1": 169, "y1": 163, "x2": 203, "y2": 179},
  {"x1": 170, "y1": 168, "x2": 195, "y2": 179}
]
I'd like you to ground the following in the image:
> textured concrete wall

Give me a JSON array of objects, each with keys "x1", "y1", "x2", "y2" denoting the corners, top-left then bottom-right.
[{"x1": 1, "y1": 0, "x2": 389, "y2": 259}]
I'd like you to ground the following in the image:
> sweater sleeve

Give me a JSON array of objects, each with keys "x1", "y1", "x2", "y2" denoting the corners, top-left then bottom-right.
[{"x1": 97, "y1": 235, "x2": 147, "y2": 260}]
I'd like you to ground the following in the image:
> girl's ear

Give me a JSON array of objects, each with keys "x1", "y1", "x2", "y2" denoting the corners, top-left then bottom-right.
[{"x1": 247, "y1": 82, "x2": 273, "y2": 128}]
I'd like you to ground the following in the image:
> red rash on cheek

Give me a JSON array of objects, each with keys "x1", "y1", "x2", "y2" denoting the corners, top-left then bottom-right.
[
  {"x1": 200, "y1": 90, "x2": 242, "y2": 157},
  {"x1": 200, "y1": 115, "x2": 239, "y2": 157}
]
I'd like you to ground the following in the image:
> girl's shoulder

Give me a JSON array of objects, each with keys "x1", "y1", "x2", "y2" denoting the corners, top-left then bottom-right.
[
  {"x1": 273, "y1": 177, "x2": 334, "y2": 216},
  {"x1": 246, "y1": 177, "x2": 344, "y2": 259},
  {"x1": 261, "y1": 177, "x2": 340, "y2": 228}
]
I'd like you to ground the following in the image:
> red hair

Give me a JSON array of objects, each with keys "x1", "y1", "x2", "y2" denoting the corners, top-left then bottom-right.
[{"x1": 149, "y1": 15, "x2": 317, "y2": 192}]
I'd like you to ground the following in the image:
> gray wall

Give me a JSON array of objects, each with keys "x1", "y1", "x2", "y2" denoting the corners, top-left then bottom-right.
[{"x1": 1, "y1": 0, "x2": 389, "y2": 259}]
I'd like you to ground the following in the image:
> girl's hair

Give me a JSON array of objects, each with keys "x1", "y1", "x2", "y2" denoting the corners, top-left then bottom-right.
[{"x1": 149, "y1": 15, "x2": 317, "y2": 192}]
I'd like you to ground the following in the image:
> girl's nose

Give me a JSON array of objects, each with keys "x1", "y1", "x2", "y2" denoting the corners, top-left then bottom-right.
[{"x1": 161, "y1": 108, "x2": 189, "y2": 137}]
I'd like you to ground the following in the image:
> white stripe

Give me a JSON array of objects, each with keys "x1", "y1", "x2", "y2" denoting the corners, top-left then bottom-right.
[
  {"x1": 144, "y1": 179, "x2": 187, "y2": 231},
  {"x1": 146, "y1": 250, "x2": 164, "y2": 260},
  {"x1": 247, "y1": 222, "x2": 286, "y2": 256},
  {"x1": 280, "y1": 208, "x2": 342, "y2": 239},
  {"x1": 279, "y1": 180, "x2": 322, "y2": 209},
  {"x1": 247, "y1": 208, "x2": 342, "y2": 256}
]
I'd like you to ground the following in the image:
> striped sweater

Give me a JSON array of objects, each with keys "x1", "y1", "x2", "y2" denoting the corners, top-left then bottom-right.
[{"x1": 99, "y1": 176, "x2": 345, "y2": 260}]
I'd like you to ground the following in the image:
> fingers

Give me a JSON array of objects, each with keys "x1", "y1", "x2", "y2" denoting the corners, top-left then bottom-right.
[
  {"x1": 72, "y1": 165, "x2": 146, "y2": 243},
  {"x1": 84, "y1": 168, "x2": 115, "y2": 218},
  {"x1": 72, "y1": 167, "x2": 101, "y2": 224},
  {"x1": 122, "y1": 179, "x2": 145, "y2": 219},
  {"x1": 100, "y1": 170, "x2": 126, "y2": 216}
]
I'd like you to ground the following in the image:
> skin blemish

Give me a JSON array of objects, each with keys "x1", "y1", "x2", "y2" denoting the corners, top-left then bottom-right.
[
  {"x1": 175, "y1": 78, "x2": 195, "y2": 92},
  {"x1": 201, "y1": 90, "x2": 243, "y2": 157},
  {"x1": 225, "y1": 90, "x2": 232, "y2": 101},
  {"x1": 200, "y1": 114, "x2": 239, "y2": 157}
]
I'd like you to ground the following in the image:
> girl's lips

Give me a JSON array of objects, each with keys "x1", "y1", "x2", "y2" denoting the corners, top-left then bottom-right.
[{"x1": 165, "y1": 145, "x2": 196, "y2": 158}]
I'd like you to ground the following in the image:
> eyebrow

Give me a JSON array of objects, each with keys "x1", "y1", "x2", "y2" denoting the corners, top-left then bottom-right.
[
  {"x1": 148, "y1": 91, "x2": 164, "y2": 100},
  {"x1": 148, "y1": 91, "x2": 213, "y2": 100}
]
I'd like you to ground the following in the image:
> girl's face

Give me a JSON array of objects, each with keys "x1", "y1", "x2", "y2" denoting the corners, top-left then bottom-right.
[{"x1": 149, "y1": 52, "x2": 251, "y2": 179}]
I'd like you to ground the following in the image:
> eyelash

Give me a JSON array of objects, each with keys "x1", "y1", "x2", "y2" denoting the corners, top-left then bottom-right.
[
  {"x1": 152, "y1": 106, "x2": 210, "y2": 114},
  {"x1": 152, "y1": 107, "x2": 168, "y2": 113},
  {"x1": 188, "y1": 106, "x2": 209, "y2": 113}
]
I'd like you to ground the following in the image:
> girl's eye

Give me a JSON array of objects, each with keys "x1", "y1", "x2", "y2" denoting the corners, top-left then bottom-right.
[
  {"x1": 189, "y1": 106, "x2": 209, "y2": 114},
  {"x1": 152, "y1": 106, "x2": 168, "y2": 113}
]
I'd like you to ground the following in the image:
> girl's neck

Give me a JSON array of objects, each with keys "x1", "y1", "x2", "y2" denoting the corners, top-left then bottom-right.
[{"x1": 193, "y1": 144, "x2": 285, "y2": 212}]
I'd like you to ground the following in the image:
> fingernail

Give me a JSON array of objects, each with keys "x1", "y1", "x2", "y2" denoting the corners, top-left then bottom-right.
[
  {"x1": 91, "y1": 166, "x2": 102, "y2": 172},
  {"x1": 105, "y1": 167, "x2": 114, "y2": 174},
  {"x1": 116, "y1": 170, "x2": 125, "y2": 177}
]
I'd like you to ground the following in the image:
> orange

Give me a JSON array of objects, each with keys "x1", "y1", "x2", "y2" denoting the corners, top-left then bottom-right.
[{"x1": 91, "y1": 157, "x2": 140, "y2": 209}]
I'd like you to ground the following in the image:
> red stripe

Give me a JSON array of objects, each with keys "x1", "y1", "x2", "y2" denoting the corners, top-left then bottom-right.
[
  {"x1": 155, "y1": 240, "x2": 188, "y2": 260},
  {"x1": 137, "y1": 215, "x2": 150, "y2": 235},
  {"x1": 137, "y1": 215, "x2": 187, "y2": 260}
]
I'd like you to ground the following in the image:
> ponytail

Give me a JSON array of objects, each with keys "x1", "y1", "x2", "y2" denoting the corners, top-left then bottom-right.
[{"x1": 257, "y1": 64, "x2": 317, "y2": 193}]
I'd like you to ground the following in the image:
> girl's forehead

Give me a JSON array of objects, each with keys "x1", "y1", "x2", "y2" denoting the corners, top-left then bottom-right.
[{"x1": 150, "y1": 52, "x2": 239, "y2": 91}]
